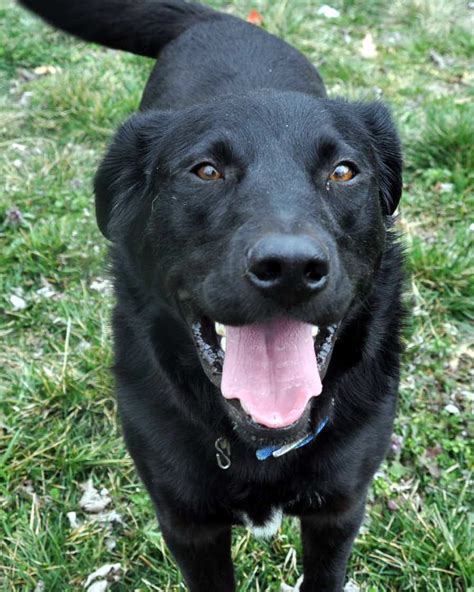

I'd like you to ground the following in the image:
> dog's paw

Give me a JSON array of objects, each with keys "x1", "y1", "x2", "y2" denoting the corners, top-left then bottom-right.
[{"x1": 280, "y1": 575, "x2": 304, "y2": 592}]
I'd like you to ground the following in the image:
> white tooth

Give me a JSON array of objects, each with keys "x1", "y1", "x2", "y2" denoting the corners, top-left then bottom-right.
[
  {"x1": 215, "y1": 322, "x2": 226, "y2": 336},
  {"x1": 221, "y1": 337, "x2": 226, "y2": 352},
  {"x1": 311, "y1": 326, "x2": 319, "y2": 337}
]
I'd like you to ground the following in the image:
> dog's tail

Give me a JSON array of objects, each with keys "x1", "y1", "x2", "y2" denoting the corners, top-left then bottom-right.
[{"x1": 19, "y1": 0, "x2": 220, "y2": 58}]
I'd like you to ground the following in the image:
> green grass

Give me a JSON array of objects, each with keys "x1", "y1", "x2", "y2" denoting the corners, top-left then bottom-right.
[{"x1": 1, "y1": 0, "x2": 473, "y2": 590}]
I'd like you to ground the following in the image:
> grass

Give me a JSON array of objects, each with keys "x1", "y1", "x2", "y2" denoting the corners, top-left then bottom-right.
[{"x1": 1, "y1": 0, "x2": 473, "y2": 590}]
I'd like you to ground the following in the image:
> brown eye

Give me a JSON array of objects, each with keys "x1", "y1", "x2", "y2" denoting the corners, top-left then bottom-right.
[
  {"x1": 329, "y1": 163, "x2": 356, "y2": 182},
  {"x1": 194, "y1": 163, "x2": 224, "y2": 181}
]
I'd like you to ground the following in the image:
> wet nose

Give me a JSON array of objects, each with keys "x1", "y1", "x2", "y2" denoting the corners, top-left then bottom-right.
[{"x1": 246, "y1": 234, "x2": 329, "y2": 305}]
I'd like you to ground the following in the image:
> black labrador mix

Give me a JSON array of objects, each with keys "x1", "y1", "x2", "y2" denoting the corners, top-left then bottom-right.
[{"x1": 20, "y1": 1, "x2": 404, "y2": 590}]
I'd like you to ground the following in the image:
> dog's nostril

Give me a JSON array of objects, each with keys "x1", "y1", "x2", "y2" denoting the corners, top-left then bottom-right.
[
  {"x1": 303, "y1": 260, "x2": 327, "y2": 284},
  {"x1": 253, "y1": 259, "x2": 281, "y2": 282}
]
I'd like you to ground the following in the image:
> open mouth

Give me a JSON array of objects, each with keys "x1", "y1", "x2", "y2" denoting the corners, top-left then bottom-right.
[{"x1": 191, "y1": 315, "x2": 339, "y2": 434}]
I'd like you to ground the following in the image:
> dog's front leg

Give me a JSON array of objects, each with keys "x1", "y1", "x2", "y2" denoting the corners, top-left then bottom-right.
[
  {"x1": 159, "y1": 521, "x2": 235, "y2": 592},
  {"x1": 299, "y1": 500, "x2": 365, "y2": 592}
]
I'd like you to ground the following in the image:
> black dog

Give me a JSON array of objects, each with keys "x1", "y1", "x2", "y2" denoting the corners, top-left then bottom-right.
[{"x1": 20, "y1": 1, "x2": 404, "y2": 590}]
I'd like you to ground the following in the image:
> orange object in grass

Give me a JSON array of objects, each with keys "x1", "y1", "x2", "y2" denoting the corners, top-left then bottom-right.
[{"x1": 246, "y1": 9, "x2": 264, "y2": 26}]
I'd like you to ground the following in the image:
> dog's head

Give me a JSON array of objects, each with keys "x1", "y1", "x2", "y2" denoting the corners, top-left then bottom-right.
[{"x1": 95, "y1": 91, "x2": 402, "y2": 443}]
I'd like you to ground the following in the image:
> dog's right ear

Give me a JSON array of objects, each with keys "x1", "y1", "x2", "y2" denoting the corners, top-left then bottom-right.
[{"x1": 94, "y1": 112, "x2": 160, "y2": 240}]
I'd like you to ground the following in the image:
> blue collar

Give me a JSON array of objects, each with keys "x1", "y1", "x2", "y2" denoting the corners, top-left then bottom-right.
[{"x1": 256, "y1": 416, "x2": 329, "y2": 461}]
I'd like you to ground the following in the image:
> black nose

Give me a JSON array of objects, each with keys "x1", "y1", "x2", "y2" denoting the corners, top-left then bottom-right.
[{"x1": 246, "y1": 234, "x2": 329, "y2": 305}]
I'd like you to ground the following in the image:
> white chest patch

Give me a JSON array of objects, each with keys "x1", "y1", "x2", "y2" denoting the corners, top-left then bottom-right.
[{"x1": 241, "y1": 507, "x2": 283, "y2": 539}]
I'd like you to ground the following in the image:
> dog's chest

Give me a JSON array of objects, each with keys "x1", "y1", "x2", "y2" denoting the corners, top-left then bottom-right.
[{"x1": 239, "y1": 506, "x2": 283, "y2": 539}]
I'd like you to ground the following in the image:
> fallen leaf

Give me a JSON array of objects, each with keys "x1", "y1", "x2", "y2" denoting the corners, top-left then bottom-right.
[
  {"x1": 389, "y1": 434, "x2": 403, "y2": 458},
  {"x1": 448, "y1": 342, "x2": 473, "y2": 371},
  {"x1": 90, "y1": 509, "x2": 124, "y2": 526},
  {"x1": 90, "y1": 278, "x2": 113, "y2": 295},
  {"x1": 83, "y1": 563, "x2": 122, "y2": 590},
  {"x1": 280, "y1": 575, "x2": 303, "y2": 592},
  {"x1": 79, "y1": 480, "x2": 112, "y2": 513},
  {"x1": 36, "y1": 278, "x2": 57, "y2": 299},
  {"x1": 426, "y1": 444, "x2": 443, "y2": 458},
  {"x1": 19, "y1": 91, "x2": 34, "y2": 106},
  {"x1": 10, "y1": 294, "x2": 27, "y2": 311},
  {"x1": 444, "y1": 403, "x2": 460, "y2": 415},
  {"x1": 429, "y1": 49, "x2": 447, "y2": 69},
  {"x1": 5, "y1": 208, "x2": 24, "y2": 227},
  {"x1": 11, "y1": 142, "x2": 27, "y2": 152},
  {"x1": 246, "y1": 9, "x2": 263, "y2": 25},
  {"x1": 360, "y1": 33, "x2": 378, "y2": 59},
  {"x1": 33, "y1": 65, "x2": 60, "y2": 76},
  {"x1": 455, "y1": 97, "x2": 471, "y2": 105},
  {"x1": 434, "y1": 181, "x2": 454, "y2": 193},
  {"x1": 17, "y1": 68, "x2": 37, "y2": 82},
  {"x1": 387, "y1": 499, "x2": 399, "y2": 511},
  {"x1": 317, "y1": 5, "x2": 340, "y2": 18},
  {"x1": 67, "y1": 511, "x2": 81, "y2": 529},
  {"x1": 86, "y1": 583, "x2": 108, "y2": 592}
]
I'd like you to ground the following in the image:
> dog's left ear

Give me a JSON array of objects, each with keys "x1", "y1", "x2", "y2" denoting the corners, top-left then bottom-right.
[
  {"x1": 94, "y1": 111, "x2": 164, "y2": 240},
  {"x1": 358, "y1": 102, "x2": 403, "y2": 215}
]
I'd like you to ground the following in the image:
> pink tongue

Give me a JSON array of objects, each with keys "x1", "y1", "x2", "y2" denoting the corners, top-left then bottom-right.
[{"x1": 221, "y1": 318, "x2": 321, "y2": 428}]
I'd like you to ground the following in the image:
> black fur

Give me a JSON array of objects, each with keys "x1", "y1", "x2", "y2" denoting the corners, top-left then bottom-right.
[{"x1": 19, "y1": 1, "x2": 404, "y2": 590}]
